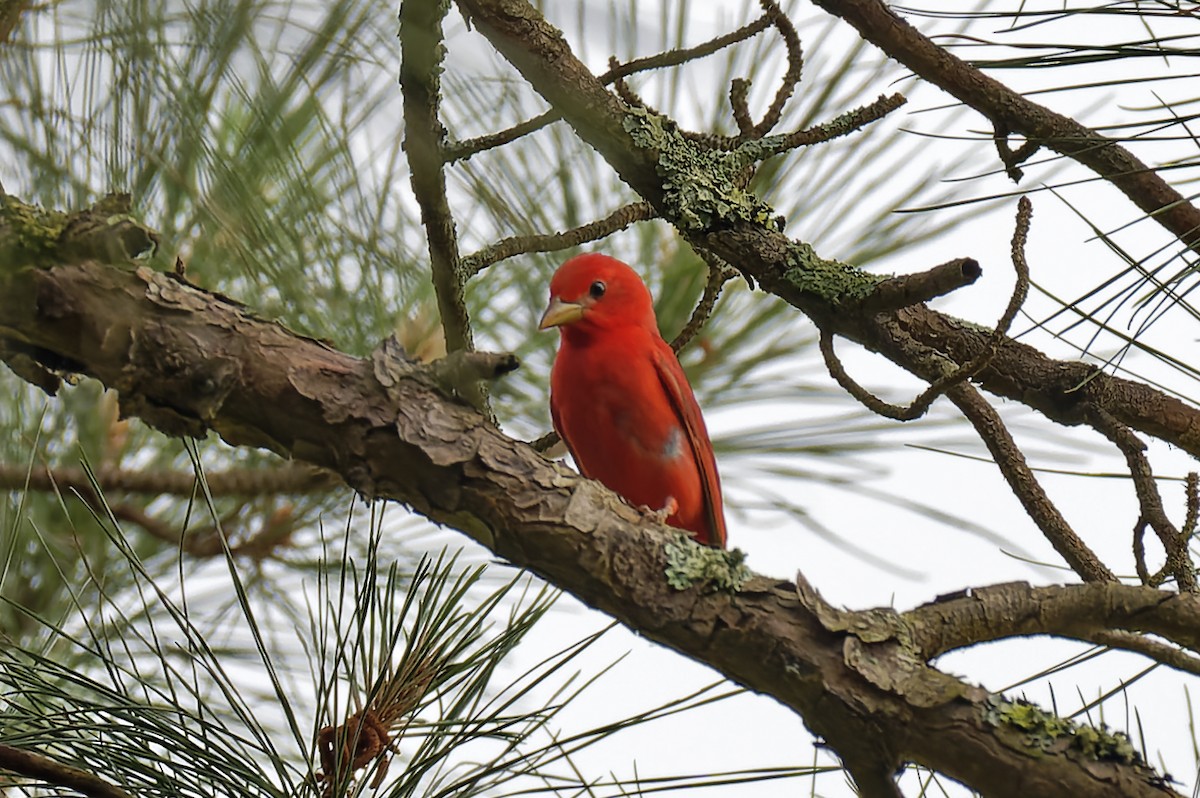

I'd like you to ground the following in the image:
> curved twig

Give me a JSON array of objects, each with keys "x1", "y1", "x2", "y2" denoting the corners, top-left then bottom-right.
[
  {"x1": 1089, "y1": 408, "x2": 1196, "y2": 591},
  {"x1": 460, "y1": 202, "x2": 656, "y2": 278},
  {"x1": 670, "y1": 256, "x2": 734, "y2": 353},
  {"x1": 443, "y1": 13, "x2": 774, "y2": 162}
]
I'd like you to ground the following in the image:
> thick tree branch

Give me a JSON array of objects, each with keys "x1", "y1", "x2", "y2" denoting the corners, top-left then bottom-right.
[
  {"x1": 903, "y1": 581, "x2": 1200, "y2": 660},
  {"x1": 0, "y1": 246, "x2": 1181, "y2": 798}
]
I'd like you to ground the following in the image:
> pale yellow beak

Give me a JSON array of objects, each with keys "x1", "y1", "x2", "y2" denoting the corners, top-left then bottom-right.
[{"x1": 538, "y1": 297, "x2": 585, "y2": 330}]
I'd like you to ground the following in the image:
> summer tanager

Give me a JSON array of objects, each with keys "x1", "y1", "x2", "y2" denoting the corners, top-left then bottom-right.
[{"x1": 538, "y1": 253, "x2": 727, "y2": 547}]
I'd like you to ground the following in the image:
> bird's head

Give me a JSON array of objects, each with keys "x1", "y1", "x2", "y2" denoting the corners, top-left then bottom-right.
[{"x1": 538, "y1": 253, "x2": 657, "y2": 338}]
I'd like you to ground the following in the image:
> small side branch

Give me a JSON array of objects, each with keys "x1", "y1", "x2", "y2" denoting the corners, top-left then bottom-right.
[
  {"x1": 740, "y1": 0, "x2": 804, "y2": 140},
  {"x1": 1090, "y1": 408, "x2": 1197, "y2": 591},
  {"x1": 696, "y1": 92, "x2": 905, "y2": 154},
  {"x1": 994, "y1": 121, "x2": 1041, "y2": 183},
  {"x1": 0, "y1": 743, "x2": 132, "y2": 798},
  {"x1": 460, "y1": 202, "x2": 655, "y2": 277},
  {"x1": 904, "y1": 580, "x2": 1200, "y2": 665},
  {"x1": 400, "y1": 2, "x2": 474, "y2": 357},
  {"x1": 670, "y1": 255, "x2": 735, "y2": 352},
  {"x1": 444, "y1": 12, "x2": 773, "y2": 162},
  {"x1": 948, "y1": 382, "x2": 1115, "y2": 583},
  {"x1": 853, "y1": 258, "x2": 981, "y2": 316},
  {"x1": 0, "y1": 463, "x2": 337, "y2": 496}
]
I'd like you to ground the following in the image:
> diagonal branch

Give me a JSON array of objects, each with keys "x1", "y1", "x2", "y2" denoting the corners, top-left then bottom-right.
[
  {"x1": 946, "y1": 382, "x2": 1115, "y2": 583},
  {"x1": 400, "y1": 1, "x2": 474, "y2": 357},
  {"x1": 0, "y1": 246, "x2": 1181, "y2": 798},
  {"x1": 0, "y1": 743, "x2": 132, "y2": 798},
  {"x1": 808, "y1": 0, "x2": 1200, "y2": 252}
]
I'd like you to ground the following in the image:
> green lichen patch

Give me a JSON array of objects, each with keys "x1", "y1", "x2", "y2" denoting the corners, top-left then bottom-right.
[
  {"x1": 983, "y1": 695, "x2": 1143, "y2": 766},
  {"x1": 0, "y1": 195, "x2": 67, "y2": 267},
  {"x1": 623, "y1": 107, "x2": 781, "y2": 234},
  {"x1": 783, "y1": 240, "x2": 884, "y2": 306},
  {"x1": 622, "y1": 106, "x2": 886, "y2": 306},
  {"x1": 0, "y1": 194, "x2": 157, "y2": 269},
  {"x1": 664, "y1": 537, "x2": 751, "y2": 592}
]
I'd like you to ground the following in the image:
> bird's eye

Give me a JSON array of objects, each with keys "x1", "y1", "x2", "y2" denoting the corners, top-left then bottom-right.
[{"x1": 589, "y1": 280, "x2": 606, "y2": 299}]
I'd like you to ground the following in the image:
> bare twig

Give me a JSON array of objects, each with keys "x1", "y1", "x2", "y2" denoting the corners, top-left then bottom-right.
[
  {"x1": 947, "y1": 382, "x2": 1115, "y2": 583},
  {"x1": 852, "y1": 258, "x2": 981, "y2": 315},
  {"x1": 818, "y1": 198, "x2": 1033, "y2": 422},
  {"x1": 670, "y1": 256, "x2": 735, "y2": 352},
  {"x1": 0, "y1": 743, "x2": 132, "y2": 798},
  {"x1": 1089, "y1": 408, "x2": 1196, "y2": 591},
  {"x1": 744, "y1": 0, "x2": 804, "y2": 140},
  {"x1": 609, "y1": 56, "x2": 662, "y2": 116},
  {"x1": 400, "y1": 2, "x2": 474, "y2": 356},
  {"x1": 1134, "y1": 517, "x2": 1152, "y2": 586},
  {"x1": 444, "y1": 13, "x2": 773, "y2": 162},
  {"x1": 993, "y1": 121, "x2": 1041, "y2": 183},
  {"x1": 730, "y1": 78, "x2": 754, "y2": 136},
  {"x1": 94, "y1": 494, "x2": 295, "y2": 559},
  {"x1": 460, "y1": 202, "x2": 656, "y2": 277},
  {"x1": 699, "y1": 92, "x2": 905, "y2": 153}
]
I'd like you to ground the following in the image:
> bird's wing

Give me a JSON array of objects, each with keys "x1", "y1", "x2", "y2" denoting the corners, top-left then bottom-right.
[
  {"x1": 652, "y1": 345, "x2": 727, "y2": 548},
  {"x1": 550, "y1": 395, "x2": 588, "y2": 478}
]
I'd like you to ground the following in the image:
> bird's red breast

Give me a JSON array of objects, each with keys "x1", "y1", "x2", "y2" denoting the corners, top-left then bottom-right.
[{"x1": 539, "y1": 253, "x2": 727, "y2": 547}]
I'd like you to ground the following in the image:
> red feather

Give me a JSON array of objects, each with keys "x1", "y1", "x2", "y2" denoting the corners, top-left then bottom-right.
[{"x1": 540, "y1": 253, "x2": 727, "y2": 547}]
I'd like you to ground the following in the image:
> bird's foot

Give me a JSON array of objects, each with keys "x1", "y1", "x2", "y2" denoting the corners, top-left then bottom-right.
[{"x1": 641, "y1": 496, "x2": 679, "y2": 525}]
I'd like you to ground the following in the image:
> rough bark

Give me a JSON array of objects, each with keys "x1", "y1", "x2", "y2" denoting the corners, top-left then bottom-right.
[
  {"x1": 0, "y1": 246, "x2": 1185, "y2": 798},
  {"x1": 2, "y1": 0, "x2": 1197, "y2": 792}
]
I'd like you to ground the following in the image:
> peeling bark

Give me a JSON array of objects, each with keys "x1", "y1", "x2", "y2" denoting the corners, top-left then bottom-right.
[{"x1": 0, "y1": 250, "x2": 1185, "y2": 797}]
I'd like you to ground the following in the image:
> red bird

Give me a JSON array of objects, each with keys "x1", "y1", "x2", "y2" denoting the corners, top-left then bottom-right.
[{"x1": 539, "y1": 253, "x2": 727, "y2": 547}]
